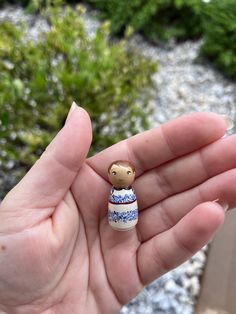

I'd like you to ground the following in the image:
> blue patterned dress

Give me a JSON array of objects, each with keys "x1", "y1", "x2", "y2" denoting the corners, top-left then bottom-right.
[{"x1": 108, "y1": 187, "x2": 138, "y2": 231}]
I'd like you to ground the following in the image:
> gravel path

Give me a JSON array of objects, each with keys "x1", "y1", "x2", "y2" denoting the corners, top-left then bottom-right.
[
  {"x1": 0, "y1": 5, "x2": 236, "y2": 314},
  {"x1": 128, "y1": 35, "x2": 236, "y2": 128}
]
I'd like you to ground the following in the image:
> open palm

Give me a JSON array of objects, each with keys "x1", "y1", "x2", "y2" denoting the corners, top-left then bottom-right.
[{"x1": 0, "y1": 104, "x2": 235, "y2": 314}]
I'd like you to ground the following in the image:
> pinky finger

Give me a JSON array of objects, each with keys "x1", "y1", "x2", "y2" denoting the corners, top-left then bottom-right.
[{"x1": 137, "y1": 201, "x2": 225, "y2": 285}]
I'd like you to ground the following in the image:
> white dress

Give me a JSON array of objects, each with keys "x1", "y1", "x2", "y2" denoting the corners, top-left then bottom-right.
[{"x1": 108, "y1": 187, "x2": 138, "y2": 231}]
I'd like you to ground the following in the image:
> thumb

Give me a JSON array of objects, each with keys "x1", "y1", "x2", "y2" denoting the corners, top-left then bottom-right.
[{"x1": 2, "y1": 102, "x2": 92, "y2": 209}]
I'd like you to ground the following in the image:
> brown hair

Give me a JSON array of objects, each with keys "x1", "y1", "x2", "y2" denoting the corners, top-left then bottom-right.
[{"x1": 108, "y1": 160, "x2": 135, "y2": 173}]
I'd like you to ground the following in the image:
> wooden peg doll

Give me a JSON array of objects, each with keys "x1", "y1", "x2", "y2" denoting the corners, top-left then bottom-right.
[{"x1": 107, "y1": 160, "x2": 138, "y2": 231}]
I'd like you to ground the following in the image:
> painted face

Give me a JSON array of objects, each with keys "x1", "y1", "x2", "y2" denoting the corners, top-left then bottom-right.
[{"x1": 108, "y1": 164, "x2": 135, "y2": 188}]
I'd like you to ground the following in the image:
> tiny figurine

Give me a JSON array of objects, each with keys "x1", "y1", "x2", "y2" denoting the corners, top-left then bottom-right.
[{"x1": 108, "y1": 160, "x2": 138, "y2": 231}]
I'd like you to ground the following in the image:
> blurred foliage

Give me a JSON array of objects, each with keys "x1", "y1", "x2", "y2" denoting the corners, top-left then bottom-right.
[
  {"x1": 201, "y1": 0, "x2": 236, "y2": 79},
  {"x1": 86, "y1": 0, "x2": 236, "y2": 78},
  {"x1": 0, "y1": 3, "x2": 157, "y2": 167},
  {"x1": 83, "y1": 0, "x2": 204, "y2": 42},
  {"x1": 81, "y1": 0, "x2": 236, "y2": 79},
  {"x1": 0, "y1": 0, "x2": 52, "y2": 13},
  {"x1": 0, "y1": 0, "x2": 205, "y2": 41},
  {"x1": 1, "y1": 1, "x2": 236, "y2": 79}
]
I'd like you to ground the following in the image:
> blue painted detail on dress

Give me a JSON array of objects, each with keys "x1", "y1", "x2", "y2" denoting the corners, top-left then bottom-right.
[
  {"x1": 108, "y1": 209, "x2": 138, "y2": 223},
  {"x1": 109, "y1": 190, "x2": 136, "y2": 203}
]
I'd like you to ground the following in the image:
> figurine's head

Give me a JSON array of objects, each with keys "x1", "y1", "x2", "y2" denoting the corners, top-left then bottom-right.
[{"x1": 108, "y1": 160, "x2": 135, "y2": 189}]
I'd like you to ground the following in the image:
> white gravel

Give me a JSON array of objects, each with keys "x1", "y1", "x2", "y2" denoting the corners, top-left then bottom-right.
[
  {"x1": 1, "y1": 5, "x2": 236, "y2": 314},
  {"x1": 128, "y1": 35, "x2": 236, "y2": 130},
  {"x1": 120, "y1": 249, "x2": 208, "y2": 314}
]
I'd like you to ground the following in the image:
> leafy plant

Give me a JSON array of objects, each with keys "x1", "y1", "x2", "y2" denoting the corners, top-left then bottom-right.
[
  {"x1": 84, "y1": 0, "x2": 204, "y2": 42},
  {"x1": 0, "y1": 4, "x2": 157, "y2": 167},
  {"x1": 201, "y1": 0, "x2": 236, "y2": 79}
]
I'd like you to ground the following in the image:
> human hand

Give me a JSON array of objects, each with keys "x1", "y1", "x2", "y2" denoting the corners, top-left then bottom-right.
[{"x1": 0, "y1": 103, "x2": 235, "y2": 314}]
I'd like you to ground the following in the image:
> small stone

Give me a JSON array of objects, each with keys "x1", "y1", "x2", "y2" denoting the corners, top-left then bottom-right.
[
  {"x1": 5, "y1": 160, "x2": 15, "y2": 170},
  {"x1": 164, "y1": 279, "x2": 178, "y2": 292}
]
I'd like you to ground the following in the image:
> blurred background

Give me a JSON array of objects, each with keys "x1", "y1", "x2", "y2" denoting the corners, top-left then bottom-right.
[{"x1": 0, "y1": 0, "x2": 236, "y2": 313}]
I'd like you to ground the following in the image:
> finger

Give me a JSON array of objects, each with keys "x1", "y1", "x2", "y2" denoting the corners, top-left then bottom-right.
[
  {"x1": 134, "y1": 134, "x2": 236, "y2": 211},
  {"x1": 2, "y1": 104, "x2": 92, "y2": 210},
  {"x1": 137, "y1": 202, "x2": 225, "y2": 285},
  {"x1": 87, "y1": 112, "x2": 226, "y2": 179},
  {"x1": 138, "y1": 169, "x2": 235, "y2": 242}
]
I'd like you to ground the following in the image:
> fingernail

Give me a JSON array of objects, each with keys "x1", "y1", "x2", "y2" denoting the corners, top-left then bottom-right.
[
  {"x1": 222, "y1": 115, "x2": 234, "y2": 130},
  {"x1": 65, "y1": 101, "x2": 78, "y2": 124},
  {"x1": 213, "y1": 198, "x2": 229, "y2": 212}
]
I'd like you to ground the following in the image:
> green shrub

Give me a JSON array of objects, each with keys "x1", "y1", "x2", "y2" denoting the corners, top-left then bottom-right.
[
  {"x1": 201, "y1": 0, "x2": 236, "y2": 80},
  {"x1": 84, "y1": 0, "x2": 204, "y2": 42},
  {"x1": 0, "y1": 4, "x2": 157, "y2": 167},
  {"x1": 1, "y1": 0, "x2": 203, "y2": 41}
]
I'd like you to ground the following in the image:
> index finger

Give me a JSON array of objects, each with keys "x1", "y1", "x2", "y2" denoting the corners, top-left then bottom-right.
[{"x1": 87, "y1": 112, "x2": 226, "y2": 179}]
